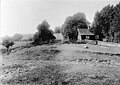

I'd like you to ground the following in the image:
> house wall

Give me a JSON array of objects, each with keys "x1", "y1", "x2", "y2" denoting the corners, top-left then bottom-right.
[
  {"x1": 78, "y1": 35, "x2": 82, "y2": 40},
  {"x1": 78, "y1": 35, "x2": 95, "y2": 40},
  {"x1": 54, "y1": 33, "x2": 63, "y2": 40},
  {"x1": 89, "y1": 35, "x2": 95, "y2": 40},
  {"x1": 78, "y1": 35, "x2": 86, "y2": 40},
  {"x1": 82, "y1": 35, "x2": 86, "y2": 40}
]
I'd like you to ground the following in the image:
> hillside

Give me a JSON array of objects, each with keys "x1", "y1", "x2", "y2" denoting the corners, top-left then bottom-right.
[{"x1": 0, "y1": 41, "x2": 120, "y2": 85}]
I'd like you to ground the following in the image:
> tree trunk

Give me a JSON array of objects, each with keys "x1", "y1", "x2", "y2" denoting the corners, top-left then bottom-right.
[{"x1": 7, "y1": 47, "x2": 10, "y2": 55}]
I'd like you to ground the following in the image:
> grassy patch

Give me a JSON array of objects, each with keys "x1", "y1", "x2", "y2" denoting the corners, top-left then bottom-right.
[
  {"x1": 17, "y1": 46, "x2": 60, "y2": 61},
  {"x1": 81, "y1": 51, "x2": 120, "y2": 56},
  {"x1": 2, "y1": 64, "x2": 64, "y2": 85}
]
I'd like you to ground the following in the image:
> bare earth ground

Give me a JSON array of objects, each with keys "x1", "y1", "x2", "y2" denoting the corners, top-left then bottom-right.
[{"x1": 0, "y1": 41, "x2": 120, "y2": 85}]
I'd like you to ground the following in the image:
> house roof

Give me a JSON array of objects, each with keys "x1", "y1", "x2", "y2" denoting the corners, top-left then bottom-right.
[
  {"x1": 53, "y1": 33, "x2": 63, "y2": 40},
  {"x1": 78, "y1": 29, "x2": 94, "y2": 35}
]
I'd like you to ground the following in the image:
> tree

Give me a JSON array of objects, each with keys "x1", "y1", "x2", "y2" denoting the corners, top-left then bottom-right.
[
  {"x1": 100, "y1": 5, "x2": 114, "y2": 40},
  {"x1": 2, "y1": 36, "x2": 12, "y2": 41},
  {"x1": 12, "y1": 33, "x2": 23, "y2": 41},
  {"x1": 90, "y1": 3, "x2": 120, "y2": 42},
  {"x1": 54, "y1": 26, "x2": 61, "y2": 33},
  {"x1": 62, "y1": 12, "x2": 89, "y2": 41},
  {"x1": 2, "y1": 39, "x2": 14, "y2": 53},
  {"x1": 111, "y1": 3, "x2": 120, "y2": 42},
  {"x1": 114, "y1": 31, "x2": 120, "y2": 43},
  {"x1": 33, "y1": 20, "x2": 56, "y2": 45},
  {"x1": 90, "y1": 11, "x2": 104, "y2": 41},
  {"x1": 111, "y1": 3, "x2": 120, "y2": 30}
]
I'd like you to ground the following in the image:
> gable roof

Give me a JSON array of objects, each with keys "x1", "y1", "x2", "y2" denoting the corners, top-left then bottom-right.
[
  {"x1": 78, "y1": 29, "x2": 94, "y2": 35},
  {"x1": 53, "y1": 33, "x2": 63, "y2": 40}
]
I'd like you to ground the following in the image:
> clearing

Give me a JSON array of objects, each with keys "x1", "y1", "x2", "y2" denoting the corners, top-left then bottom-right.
[{"x1": 0, "y1": 41, "x2": 120, "y2": 85}]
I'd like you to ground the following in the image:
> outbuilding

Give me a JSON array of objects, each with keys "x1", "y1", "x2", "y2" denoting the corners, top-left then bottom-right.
[
  {"x1": 77, "y1": 29, "x2": 95, "y2": 40},
  {"x1": 53, "y1": 33, "x2": 63, "y2": 40}
]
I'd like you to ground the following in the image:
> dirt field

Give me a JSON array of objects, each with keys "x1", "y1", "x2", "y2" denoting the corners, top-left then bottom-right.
[{"x1": 0, "y1": 42, "x2": 120, "y2": 85}]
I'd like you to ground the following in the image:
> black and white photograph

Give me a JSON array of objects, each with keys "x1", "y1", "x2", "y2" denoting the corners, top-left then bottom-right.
[{"x1": 0, "y1": 0, "x2": 120, "y2": 84}]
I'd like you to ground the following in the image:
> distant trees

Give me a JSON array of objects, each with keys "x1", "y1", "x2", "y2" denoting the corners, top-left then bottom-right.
[
  {"x1": 90, "y1": 3, "x2": 120, "y2": 42},
  {"x1": 2, "y1": 39, "x2": 14, "y2": 53},
  {"x1": 33, "y1": 20, "x2": 56, "y2": 45},
  {"x1": 54, "y1": 26, "x2": 61, "y2": 33},
  {"x1": 12, "y1": 33, "x2": 23, "y2": 41},
  {"x1": 61, "y1": 12, "x2": 89, "y2": 41}
]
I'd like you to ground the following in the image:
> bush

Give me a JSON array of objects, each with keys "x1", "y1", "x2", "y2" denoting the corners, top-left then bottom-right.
[
  {"x1": 2, "y1": 39, "x2": 14, "y2": 53},
  {"x1": 33, "y1": 20, "x2": 56, "y2": 45}
]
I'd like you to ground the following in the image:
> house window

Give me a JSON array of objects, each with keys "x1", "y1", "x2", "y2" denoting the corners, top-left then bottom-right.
[
  {"x1": 95, "y1": 35, "x2": 99, "y2": 39},
  {"x1": 86, "y1": 36, "x2": 89, "y2": 39}
]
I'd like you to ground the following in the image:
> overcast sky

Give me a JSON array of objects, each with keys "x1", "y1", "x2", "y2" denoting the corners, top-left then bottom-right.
[{"x1": 0, "y1": 0, "x2": 120, "y2": 37}]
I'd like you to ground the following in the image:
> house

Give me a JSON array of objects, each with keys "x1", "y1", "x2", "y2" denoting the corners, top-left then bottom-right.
[
  {"x1": 77, "y1": 29, "x2": 95, "y2": 40},
  {"x1": 53, "y1": 33, "x2": 63, "y2": 40},
  {"x1": 53, "y1": 29, "x2": 95, "y2": 41}
]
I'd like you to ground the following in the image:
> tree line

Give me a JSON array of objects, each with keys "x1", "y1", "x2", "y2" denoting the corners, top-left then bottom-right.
[
  {"x1": 54, "y1": 2, "x2": 120, "y2": 43},
  {"x1": 90, "y1": 3, "x2": 120, "y2": 42},
  {"x1": 2, "y1": 2, "x2": 120, "y2": 52}
]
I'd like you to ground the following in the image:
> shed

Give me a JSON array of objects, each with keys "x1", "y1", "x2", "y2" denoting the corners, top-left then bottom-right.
[
  {"x1": 53, "y1": 33, "x2": 63, "y2": 40},
  {"x1": 77, "y1": 29, "x2": 95, "y2": 40}
]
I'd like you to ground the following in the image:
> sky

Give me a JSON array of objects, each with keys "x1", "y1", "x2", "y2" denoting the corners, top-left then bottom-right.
[{"x1": 0, "y1": 0, "x2": 120, "y2": 37}]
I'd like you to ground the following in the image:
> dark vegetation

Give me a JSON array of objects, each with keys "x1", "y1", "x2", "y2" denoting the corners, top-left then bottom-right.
[
  {"x1": 90, "y1": 3, "x2": 120, "y2": 42},
  {"x1": 53, "y1": 3, "x2": 120, "y2": 43},
  {"x1": 61, "y1": 12, "x2": 89, "y2": 41},
  {"x1": 54, "y1": 26, "x2": 61, "y2": 33},
  {"x1": 2, "y1": 39, "x2": 14, "y2": 53},
  {"x1": 32, "y1": 20, "x2": 56, "y2": 45}
]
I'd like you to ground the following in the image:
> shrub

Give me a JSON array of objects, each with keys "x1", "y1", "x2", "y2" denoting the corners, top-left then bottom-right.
[
  {"x1": 33, "y1": 20, "x2": 56, "y2": 45},
  {"x1": 2, "y1": 39, "x2": 14, "y2": 53}
]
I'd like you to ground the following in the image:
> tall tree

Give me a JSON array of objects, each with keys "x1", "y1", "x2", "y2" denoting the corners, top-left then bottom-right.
[
  {"x1": 33, "y1": 20, "x2": 55, "y2": 45},
  {"x1": 54, "y1": 26, "x2": 61, "y2": 33},
  {"x1": 62, "y1": 12, "x2": 89, "y2": 41},
  {"x1": 90, "y1": 3, "x2": 120, "y2": 42},
  {"x1": 112, "y1": 3, "x2": 120, "y2": 42},
  {"x1": 90, "y1": 11, "x2": 103, "y2": 40},
  {"x1": 100, "y1": 5, "x2": 114, "y2": 37}
]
